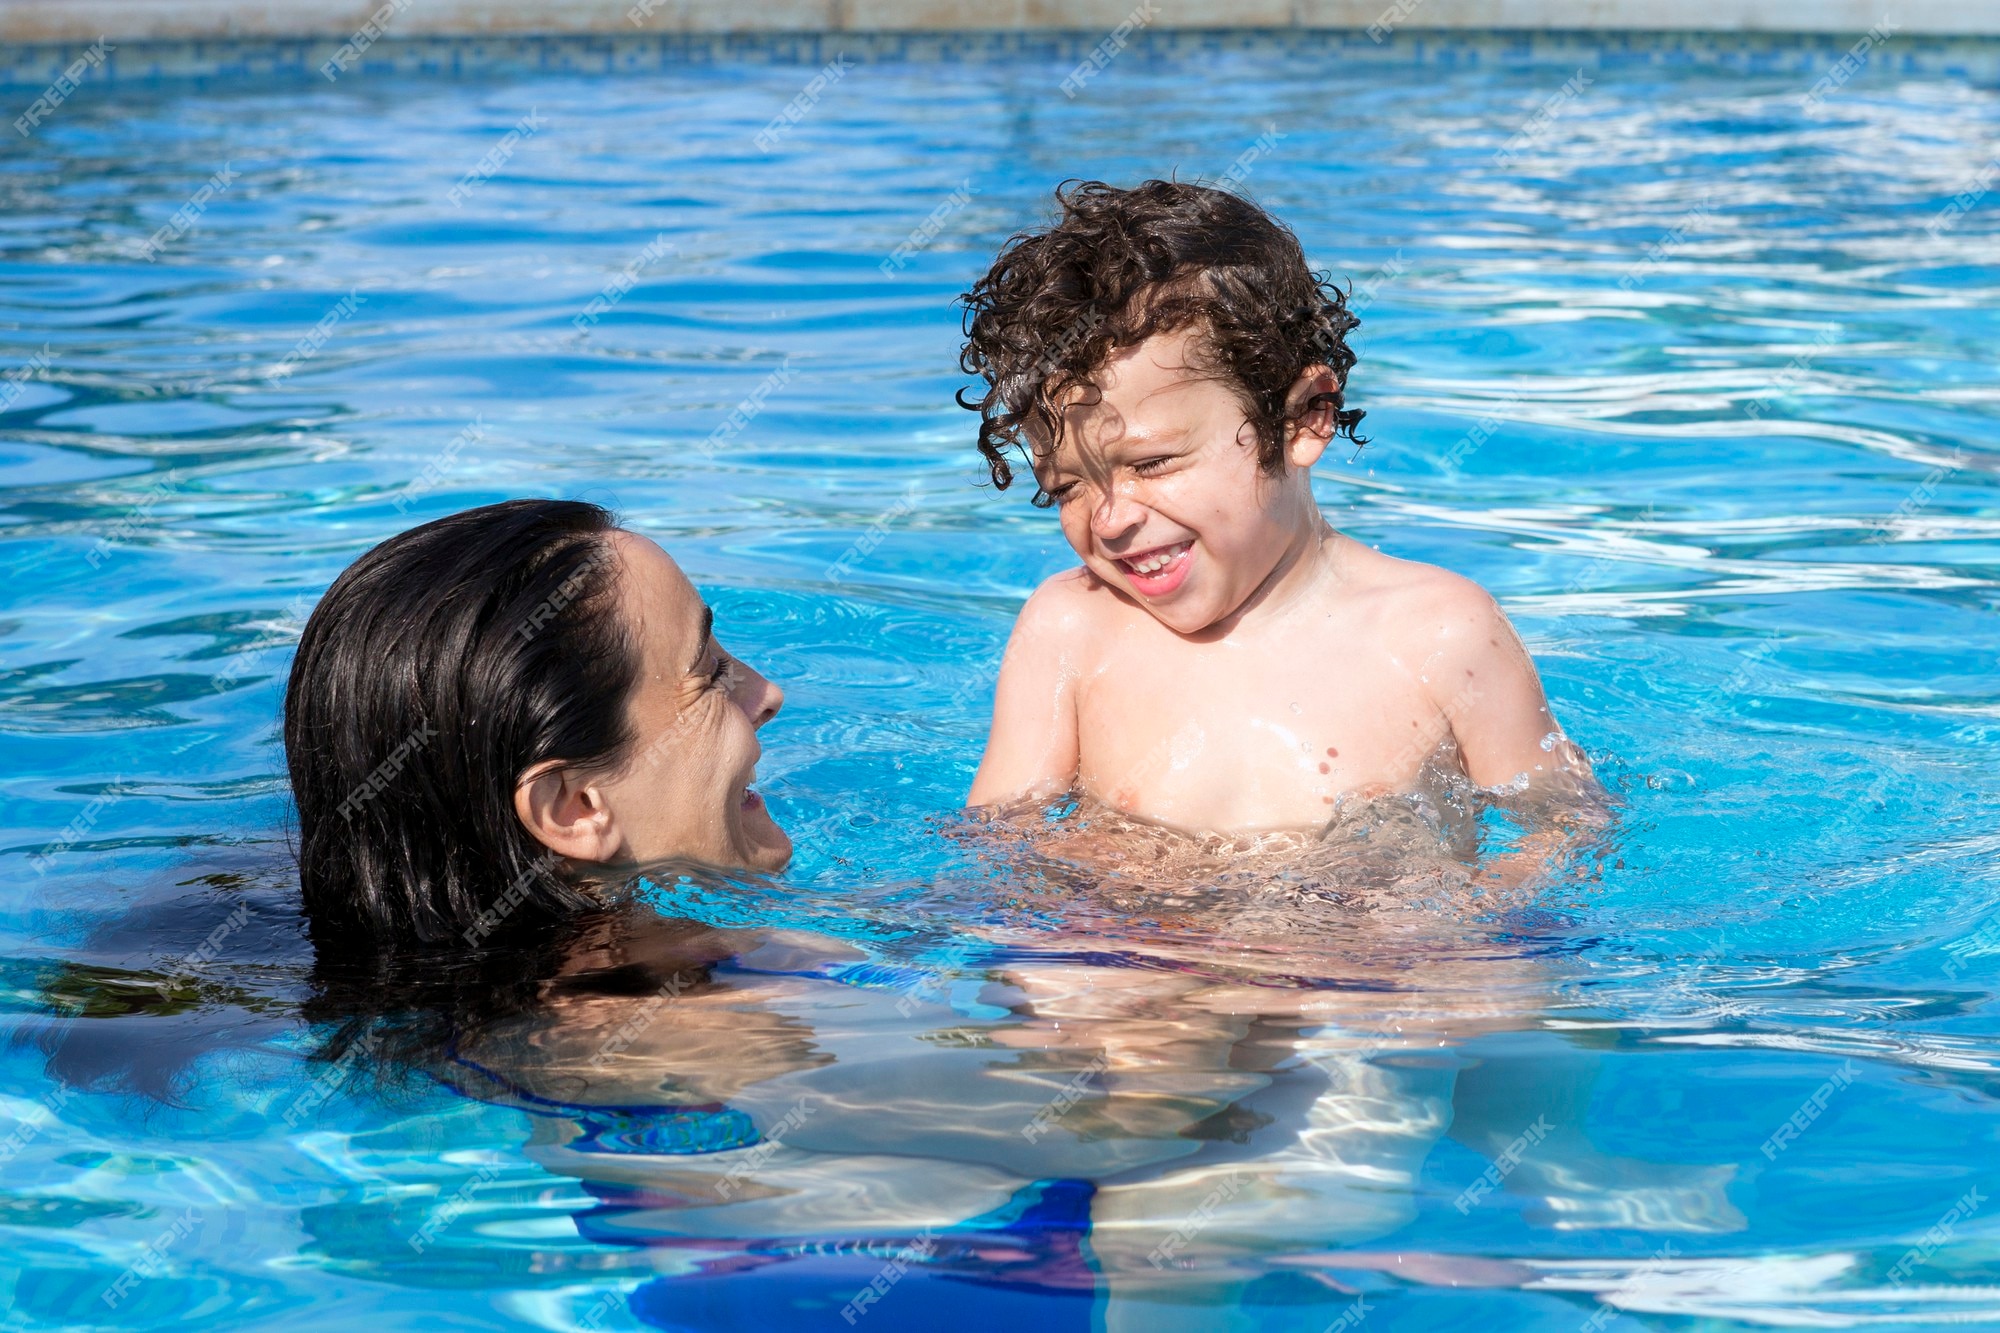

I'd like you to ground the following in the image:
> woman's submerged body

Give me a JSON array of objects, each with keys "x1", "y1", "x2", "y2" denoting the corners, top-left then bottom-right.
[{"x1": 280, "y1": 499, "x2": 1658, "y2": 1329}]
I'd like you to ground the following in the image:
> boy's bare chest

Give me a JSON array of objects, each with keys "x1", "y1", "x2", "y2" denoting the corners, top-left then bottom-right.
[{"x1": 1071, "y1": 622, "x2": 1446, "y2": 831}]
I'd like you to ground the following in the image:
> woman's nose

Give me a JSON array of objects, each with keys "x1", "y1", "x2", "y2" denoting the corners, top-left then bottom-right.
[{"x1": 736, "y1": 662, "x2": 783, "y2": 728}]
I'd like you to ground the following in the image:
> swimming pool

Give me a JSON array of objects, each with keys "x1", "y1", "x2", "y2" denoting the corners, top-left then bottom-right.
[{"x1": 3, "y1": 30, "x2": 1998, "y2": 1331}]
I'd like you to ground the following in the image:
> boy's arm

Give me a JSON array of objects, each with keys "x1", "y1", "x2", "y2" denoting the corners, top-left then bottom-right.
[
  {"x1": 967, "y1": 575, "x2": 1086, "y2": 807},
  {"x1": 1421, "y1": 579, "x2": 1607, "y2": 896},
  {"x1": 1423, "y1": 578, "x2": 1593, "y2": 794}
]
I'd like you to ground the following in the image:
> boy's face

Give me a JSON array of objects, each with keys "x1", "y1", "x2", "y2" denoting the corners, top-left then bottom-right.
[{"x1": 1031, "y1": 327, "x2": 1328, "y2": 636}]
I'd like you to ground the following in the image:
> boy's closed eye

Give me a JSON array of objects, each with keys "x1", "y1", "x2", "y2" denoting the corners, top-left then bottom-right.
[{"x1": 1042, "y1": 453, "x2": 1182, "y2": 505}]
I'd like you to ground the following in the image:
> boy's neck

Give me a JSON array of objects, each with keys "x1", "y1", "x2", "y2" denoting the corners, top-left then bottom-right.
[{"x1": 1208, "y1": 510, "x2": 1340, "y2": 639}]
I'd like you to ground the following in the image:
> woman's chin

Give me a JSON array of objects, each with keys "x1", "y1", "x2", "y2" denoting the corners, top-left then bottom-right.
[{"x1": 735, "y1": 796, "x2": 793, "y2": 871}]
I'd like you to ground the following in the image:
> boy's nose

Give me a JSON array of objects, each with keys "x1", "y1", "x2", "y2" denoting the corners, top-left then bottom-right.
[{"x1": 1090, "y1": 485, "x2": 1146, "y2": 541}]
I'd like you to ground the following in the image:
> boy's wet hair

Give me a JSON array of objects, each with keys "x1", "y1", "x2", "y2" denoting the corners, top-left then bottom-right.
[{"x1": 958, "y1": 178, "x2": 1365, "y2": 504}]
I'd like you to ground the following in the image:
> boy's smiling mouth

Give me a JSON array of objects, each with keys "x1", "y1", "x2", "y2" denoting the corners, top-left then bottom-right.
[{"x1": 1114, "y1": 539, "x2": 1194, "y2": 596}]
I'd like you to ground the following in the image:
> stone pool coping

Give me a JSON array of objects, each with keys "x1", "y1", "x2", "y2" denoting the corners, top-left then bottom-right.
[
  {"x1": 0, "y1": 0, "x2": 1993, "y2": 42},
  {"x1": 5, "y1": 9, "x2": 1998, "y2": 92}
]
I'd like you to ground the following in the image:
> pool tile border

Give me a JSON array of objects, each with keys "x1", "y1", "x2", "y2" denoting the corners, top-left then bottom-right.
[{"x1": 2, "y1": 28, "x2": 1998, "y2": 92}]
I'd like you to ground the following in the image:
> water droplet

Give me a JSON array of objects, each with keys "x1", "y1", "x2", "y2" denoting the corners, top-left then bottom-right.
[{"x1": 1290, "y1": 702, "x2": 1301, "y2": 714}]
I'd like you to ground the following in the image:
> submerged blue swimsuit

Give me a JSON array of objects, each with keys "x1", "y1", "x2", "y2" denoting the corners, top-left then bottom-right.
[
  {"x1": 442, "y1": 950, "x2": 1101, "y2": 1326},
  {"x1": 445, "y1": 1043, "x2": 763, "y2": 1157},
  {"x1": 437, "y1": 946, "x2": 1002, "y2": 1156}
]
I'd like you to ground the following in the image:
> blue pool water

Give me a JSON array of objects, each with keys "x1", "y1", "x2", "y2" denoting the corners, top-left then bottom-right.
[{"x1": 3, "y1": 33, "x2": 1999, "y2": 1331}]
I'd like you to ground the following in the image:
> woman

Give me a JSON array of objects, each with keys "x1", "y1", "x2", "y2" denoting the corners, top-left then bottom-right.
[{"x1": 285, "y1": 497, "x2": 788, "y2": 947}]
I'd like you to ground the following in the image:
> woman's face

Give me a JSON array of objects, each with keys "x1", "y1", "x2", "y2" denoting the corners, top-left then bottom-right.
[{"x1": 587, "y1": 531, "x2": 791, "y2": 872}]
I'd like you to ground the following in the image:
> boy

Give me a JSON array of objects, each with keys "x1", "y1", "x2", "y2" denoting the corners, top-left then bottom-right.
[{"x1": 961, "y1": 180, "x2": 1593, "y2": 831}]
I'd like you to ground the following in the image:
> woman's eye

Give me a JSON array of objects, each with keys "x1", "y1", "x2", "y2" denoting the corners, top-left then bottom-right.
[
  {"x1": 708, "y1": 651, "x2": 732, "y2": 686},
  {"x1": 1048, "y1": 482, "x2": 1081, "y2": 505},
  {"x1": 1131, "y1": 456, "x2": 1174, "y2": 476}
]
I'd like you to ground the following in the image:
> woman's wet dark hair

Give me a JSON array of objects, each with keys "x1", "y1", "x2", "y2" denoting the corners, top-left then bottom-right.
[{"x1": 285, "y1": 498, "x2": 639, "y2": 948}]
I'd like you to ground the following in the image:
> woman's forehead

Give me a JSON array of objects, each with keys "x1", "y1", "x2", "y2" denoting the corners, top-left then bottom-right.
[{"x1": 611, "y1": 531, "x2": 706, "y2": 670}]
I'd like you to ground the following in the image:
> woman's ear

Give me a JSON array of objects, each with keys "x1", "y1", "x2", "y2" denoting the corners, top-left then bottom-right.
[
  {"x1": 1284, "y1": 364, "x2": 1342, "y2": 468},
  {"x1": 514, "y1": 760, "x2": 622, "y2": 863}
]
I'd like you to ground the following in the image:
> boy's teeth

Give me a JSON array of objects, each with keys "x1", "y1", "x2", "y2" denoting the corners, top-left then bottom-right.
[{"x1": 1128, "y1": 542, "x2": 1189, "y2": 575}]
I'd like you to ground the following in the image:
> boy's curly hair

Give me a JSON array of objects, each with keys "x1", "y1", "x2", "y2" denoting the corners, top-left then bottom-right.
[{"x1": 957, "y1": 179, "x2": 1365, "y2": 504}]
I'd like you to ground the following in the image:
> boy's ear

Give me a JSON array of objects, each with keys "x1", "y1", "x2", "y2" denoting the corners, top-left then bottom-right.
[
  {"x1": 1283, "y1": 364, "x2": 1343, "y2": 468},
  {"x1": 514, "y1": 760, "x2": 622, "y2": 863}
]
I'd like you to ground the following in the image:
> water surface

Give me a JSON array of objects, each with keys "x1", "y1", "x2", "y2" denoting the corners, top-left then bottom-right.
[{"x1": 2, "y1": 36, "x2": 1998, "y2": 1331}]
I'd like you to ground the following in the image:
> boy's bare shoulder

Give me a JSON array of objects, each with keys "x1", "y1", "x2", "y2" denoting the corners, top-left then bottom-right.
[
  {"x1": 1014, "y1": 565, "x2": 1121, "y2": 634},
  {"x1": 1338, "y1": 541, "x2": 1516, "y2": 651}
]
